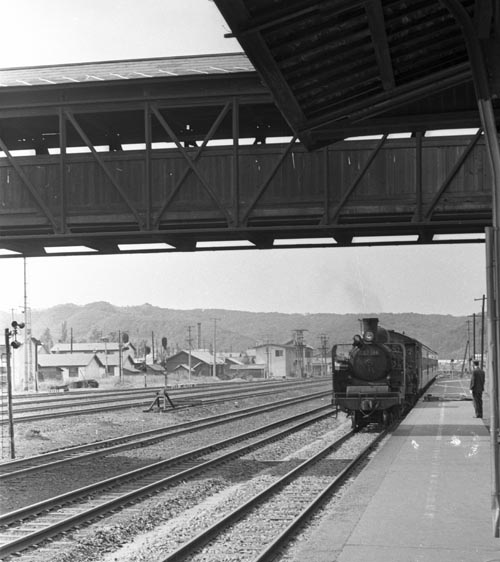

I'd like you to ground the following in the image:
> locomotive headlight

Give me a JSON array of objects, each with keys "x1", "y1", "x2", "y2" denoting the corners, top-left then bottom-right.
[{"x1": 364, "y1": 330, "x2": 375, "y2": 342}]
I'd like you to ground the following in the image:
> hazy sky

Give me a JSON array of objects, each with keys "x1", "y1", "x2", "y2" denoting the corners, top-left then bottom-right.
[{"x1": 0, "y1": 1, "x2": 488, "y2": 317}]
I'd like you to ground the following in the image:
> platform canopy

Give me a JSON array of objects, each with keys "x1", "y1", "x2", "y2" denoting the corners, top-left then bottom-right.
[{"x1": 214, "y1": 0, "x2": 500, "y2": 149}]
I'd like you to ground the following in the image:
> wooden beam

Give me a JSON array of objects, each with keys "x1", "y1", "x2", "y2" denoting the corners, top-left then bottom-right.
[
  {"x1": 0, "y1": 136, "x2": 59, "y2": 232},
  {"x1": 65, "y1": 110, "x2": 144, "y2": 228},
  {"x1": 224, "y1": 0, "x2": 360, "y2": 38},
  {"x1": 424, "y1": 129, "x2": 483, "y2": 220},
  {"x1": 58, "y1": 108, "x2": 67, "y2": 234},
  {"x1": 330, "y1": 134, "x2": 388, "y2": 223},
  {"x1": 152, "y1": 102, "x2": 233, "y2": 227},
  {"x1": 215, "y1": 0, "x2": 307, "y2": 130},
  {"x1": 302, "y1": 63, "x2": 471, "y2": 133},
  {"x1": 240, "y1": 135, "x2": 298, "y2": 224},
  {"x1": 474, "y1": 0, "x2": 494, "y2": 38},
  {"x1": 364, "y1": 0, "x2": 395, "y2": 91}
]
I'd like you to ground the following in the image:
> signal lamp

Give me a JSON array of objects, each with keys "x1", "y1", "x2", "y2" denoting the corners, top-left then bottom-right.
[
  {"x1": 353, "y1": 335, "x2": 363, "y2": 347},
  {"x1": 364, "y1": 331, "x2": 375, "y2": 342},
  {"x1": 11, "y1": 340, "x2": 22, "y2": 349}
]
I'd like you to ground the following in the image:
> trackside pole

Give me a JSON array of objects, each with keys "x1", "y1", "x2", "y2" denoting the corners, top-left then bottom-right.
[{"x1": 486, "y1": 227, "x2": 500, "y2": 537}]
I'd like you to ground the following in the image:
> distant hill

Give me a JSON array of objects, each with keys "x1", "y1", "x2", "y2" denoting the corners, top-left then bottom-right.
[{"x1": 0, "y1": 302, "x2": 476, "y2": 359}]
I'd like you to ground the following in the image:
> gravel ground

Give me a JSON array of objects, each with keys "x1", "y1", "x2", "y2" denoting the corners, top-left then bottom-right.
[
  {"x1": 1, "y1": 392, "x2": 333, "y2": 513},
  {"x1": 3, "y1": 389, "x2": 353, "y2": 562},
  {"x1": 14, "y1": 414, "x2": 355, "y2": 562}
]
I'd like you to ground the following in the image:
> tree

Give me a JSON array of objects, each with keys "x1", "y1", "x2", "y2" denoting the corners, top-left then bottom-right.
[
  {"x1": 40, "y1": 327, "x2": 53, "y2": 350},
  {"x1": 88, "y1": 327, "x2": 103, "y2": 342},
  {"x1": 60, "y1": 321, "x2": 68, "y2": 343}
]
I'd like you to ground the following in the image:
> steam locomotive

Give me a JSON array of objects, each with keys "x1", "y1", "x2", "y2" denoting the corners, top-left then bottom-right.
[{"x1": 332, "y1": 318, "x2": 438, "y2": 429}]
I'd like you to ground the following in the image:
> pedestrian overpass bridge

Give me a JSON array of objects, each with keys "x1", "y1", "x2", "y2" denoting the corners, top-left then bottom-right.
[{"x1": 0, "y1": 52, "x2": 492, "y2": 258}]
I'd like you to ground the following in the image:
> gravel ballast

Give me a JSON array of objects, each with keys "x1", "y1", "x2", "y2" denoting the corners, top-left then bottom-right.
[{"x1": 2, "y1": 388, "x2": 372, "y2": 562}]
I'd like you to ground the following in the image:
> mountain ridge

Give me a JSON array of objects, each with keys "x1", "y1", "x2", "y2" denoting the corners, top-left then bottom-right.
[{"x1": 0, "y1": 302, "x2": 476, "y2": 359}]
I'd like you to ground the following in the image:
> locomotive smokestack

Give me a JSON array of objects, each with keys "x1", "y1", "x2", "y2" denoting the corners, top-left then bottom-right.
[{"x1": 362, "y1": 318, "x2": 379, "y2": 333}]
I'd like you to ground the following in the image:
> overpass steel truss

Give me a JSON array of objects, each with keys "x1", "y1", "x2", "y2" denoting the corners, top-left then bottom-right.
[{"x1": 0, "y1": 100, "x2": 492, "y2": 259}]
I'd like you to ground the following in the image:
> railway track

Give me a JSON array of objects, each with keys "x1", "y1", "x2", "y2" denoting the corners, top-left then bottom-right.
[
  {"x1": 0, "y1": 391, "x2": 330, "y2": 478},
  {"x1": 1, "y1": 379, "x2": 329, "y2": 423},
  {"x1": 159, "y1": 427, "x2": 387, "y2": 562},
  {"x1": 0, "y1": 405, "x2": 337, "y2": 558}
]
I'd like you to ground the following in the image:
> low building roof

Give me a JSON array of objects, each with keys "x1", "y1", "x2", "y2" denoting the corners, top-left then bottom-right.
[
  {"x1": 229, "y1": 364, "x2": 265, "y2": 371},
  {"x1": 253, "y1": 343, "x2": 295, "y2": 350},
  {"x1": 39, "y1": 353, "x2": 104, "y2": 368},
  {"x1": 145, "y1": 363, "x2": 165, "y2": 372},
  {"x1": 169, "y1": 350, "x2": 225, "y2": 365},
  {"x1": 96, "y1": 352, "x2": 135, "y2": 367},
  {"x1": 51, "y1": 342, "x2": 136, "y2": 353},
  {"x1": 173, "y1": 364, "x2": 196, "y2": 373}
]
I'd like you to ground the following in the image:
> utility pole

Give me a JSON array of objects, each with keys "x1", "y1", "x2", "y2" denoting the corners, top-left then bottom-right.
[
  {"x1": 118, "y1": 330, "x2": 122, "y2": 384},
  {"x1": 293, "y1": 329, "x2": 307, "y2": 378},
  {"x1": 4, "y1": 320, "x2": 25, "y2": 458},
  {"x1": 101, "y1": 337, "x2": 109, "y2": 376},
  {"x1": 474, "y1": 295, "x2": 486, "y2": 368},
  {"x1": 465, "y1": 319, "x2": 472, "y2": 373},
  {"x1": 319, "y1": 334, "x2": 328, "y2": 377},
  {"x1": 23, "y1": 258, "x2": 31, "y2": 391},
  {"x1": 187, "y1": 326, "x2": 194, "y2": 383},
  {"x1": 473, "y1": 313, "x2": 476, "y2": 361},
  {"x1": 4, "y1": 328, "x2": 15, "y2": 458},
  {"x1": 31, "y1": 337, "x2": 41, "y2": 392},
  {"x1": 266, "y1": 338, "x2": 270, "y2": 379},
  {"x1": 211, "y1": 318, "x2": 219, "y2": 378}
]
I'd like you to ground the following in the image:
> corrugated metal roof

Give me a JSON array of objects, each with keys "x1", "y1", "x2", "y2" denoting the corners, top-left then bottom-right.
[{"x1": 0, "y1": 53, "x2": 254, "y2": 88}]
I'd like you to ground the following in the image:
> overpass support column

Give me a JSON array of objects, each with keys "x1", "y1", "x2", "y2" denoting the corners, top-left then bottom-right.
[
  {"x1": 481, "y1": 97, "x2": 500, "y2": 539},
  {"x1": 440, "y1": 0, "x2": 500, "y2": 536},
  {"x1": 476, "y1": 47, "x2": 500, "y2": 546}
]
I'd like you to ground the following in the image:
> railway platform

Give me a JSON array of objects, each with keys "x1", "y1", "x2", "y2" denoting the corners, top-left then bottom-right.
[{"x1": 294, "y1": 374, "x2": 500, "y2": 562}]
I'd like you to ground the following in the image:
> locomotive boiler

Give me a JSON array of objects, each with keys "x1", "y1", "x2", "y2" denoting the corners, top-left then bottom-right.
[{"x1": 332, "y1": 318, "x2": 438, "y2": 429}]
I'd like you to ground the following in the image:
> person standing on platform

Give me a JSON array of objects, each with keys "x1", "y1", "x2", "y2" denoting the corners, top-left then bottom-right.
[{"x1": 470, "y1": 360, "x2": 485, "y2": 418}]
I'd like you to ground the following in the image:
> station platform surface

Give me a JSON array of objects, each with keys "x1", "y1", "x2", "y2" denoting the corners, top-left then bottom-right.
[{"x1": 294, "y1": 375, "x2": 500, "y2": 562}]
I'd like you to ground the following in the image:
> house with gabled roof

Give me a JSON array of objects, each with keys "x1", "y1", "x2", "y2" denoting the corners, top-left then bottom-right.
[
  {"x1": 51, "y1": 341, "x2": 136, "y2": 359},
  {"x1": 164, "y1": 349, "x2": 225, "y2": 379},
  {"x1": 95, "y1": 352, "x2": 138, "y2": 377},
  {"x1": 38, "y1": 352, "x2": 104, "y2": 385}
]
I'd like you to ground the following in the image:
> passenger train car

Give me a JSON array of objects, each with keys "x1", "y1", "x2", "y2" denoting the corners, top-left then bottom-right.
[{"x1": 332, "y1": 318, "x2": 438, "y2": 429}]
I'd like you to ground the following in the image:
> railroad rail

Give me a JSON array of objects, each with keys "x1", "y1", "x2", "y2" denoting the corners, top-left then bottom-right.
[
  {"x1": 1, "y1": 379, "x2": 329, "y2": 423},
  {"x1": 160, "y1": 428, "x2": 387, "y2": 562},
  {"x1": 0, "y1": 391, "x2": 329, "y2": 478},
  {"x1": 0, "y1": 405, "x2": 336, "y2": 557}
]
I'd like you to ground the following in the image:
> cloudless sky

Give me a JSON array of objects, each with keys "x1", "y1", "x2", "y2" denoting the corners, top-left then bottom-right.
[{"x1": 0, "y1": 1, "x2": 488, "y2": 318}]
